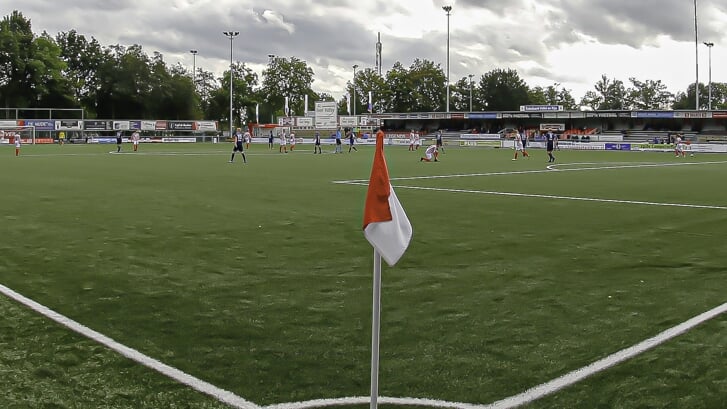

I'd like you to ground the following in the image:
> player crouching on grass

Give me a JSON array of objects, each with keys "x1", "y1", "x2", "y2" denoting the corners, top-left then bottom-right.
[{"x1": 420, "y1": 144, "x2": 439, "y2": 162}]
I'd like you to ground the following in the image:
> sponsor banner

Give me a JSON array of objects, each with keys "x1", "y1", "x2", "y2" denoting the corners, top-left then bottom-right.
[
  {"x1": 296, "y1": 117, "x2": 314, "y2": 127},
  {"x1": 460, "y1": 133, "x2": 501, "y2": 140},
  {"x1": 451, "y1": 113, "x2": 464, "y2": 119},
  {"x1": 586, "y1": 112, "x2": 617, "y2": 118},
  {"x1": 22, "y1": 119, "x2": 55, "y2": 131},
  {"x1": 359, "y1": 116, "x2": 380, "y2": 126},
  {"x1": 432, "y1": 113, "x2": 448, "y2": 119},
  {"x1": 632, "y1": 111, "x2": 674, "y2": 118},
  {"x1": 196, "y1": 120, "x2": 217, "y2": 131},
  {"x1": 168, "y1": 121, "x2": 195, "y2": 130},
  {"x1": 673, "y1": 111, "x2": 712, "y2": 119},
  {"x1": 113, "y1": 121, "x2": 130, "y2": 130},
  {"x1": 278, "y1": 117, "x2": 293, "y2": 126},
  {"x1": 339, "y1": 116, "x2": 357, "y2": 127},
  {"x1": 138, "y1": 120, "x2": 156, "y2": 130},
  {"x1": 711, "y1": 112, "x2": 727, "y2": 119},
  {"x1": 55, "y1": 120, "x2": 82, "y2": 130},
  {"x1": 84, "y1": 120, "x2": 109, "y2": 131},
  {"x1": 556, "y1": 113, "x2": 570, "y2": 118},
  {"x1": 540, "y1": 123, "x2": 565, "y2": 131},
  {"x1": 129, "y1": 120, "x2": 141, "y2": 130},
  {"x1": 468, "y1": 112, "x2": 498, "y2": 119},
  {"x1": 592, "y1": 135, "x2": 623, "y2": 142},
  {"x1": 155, "y1": 120, "x2": 167, "y2": 130},
  {"x1": 161, "y1": 137, "x2": 196, "y2": 143},
  {"x1": 605, "y1": 143, "x2": 632, "y2": 151},
  {"x1": 543, "y1": 113, "x2": 557, "y2": 119},
  {"x1": 520, "y1": 105, "x2": 563, "y2": 112},
  {"x1": 570, "y1": 112, "x2": 584, "y2": 118},
  {"x1": 314, "y1": 101, "x2": 337, "y2": 129},
  {"x1": 460, "y1": 140, "x2": 501, "y2": 147},
  {"x1": 502, "y1": 113, "x2": 531, "y2": 118},
  {"x1": 0, "y1": 120, "x2": 18, "y2": 127}
]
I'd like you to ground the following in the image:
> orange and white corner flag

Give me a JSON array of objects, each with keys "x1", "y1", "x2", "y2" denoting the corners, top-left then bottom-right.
[{"x1": 363, "y1": 129, "x2": 412, "y2": 266}]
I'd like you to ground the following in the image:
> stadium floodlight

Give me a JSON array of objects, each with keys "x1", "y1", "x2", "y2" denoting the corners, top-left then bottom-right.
[
  {"x1": 443, "y1": 5, "x2": 452, "y2": 113},
  {"x1": 468, "y1": 74, "x2": 474, "y2": 112},
  {"x1": 223, "y1": 31, "x2": 239, "y2": 138},
  {"x1": 704, "y1": 42, "x2": 714, "y2": 110},
  {"x1": 189, "y1": 50, "x2": 198, "y2": 86},
  {"x1": 352, "y1": 64, "x2": 359, "y2": 117}
]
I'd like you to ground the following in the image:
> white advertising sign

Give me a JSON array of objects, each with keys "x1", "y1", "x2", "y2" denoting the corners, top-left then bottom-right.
[{"x1": 314, "y1": 101, "x2": 337, "y2": 129}]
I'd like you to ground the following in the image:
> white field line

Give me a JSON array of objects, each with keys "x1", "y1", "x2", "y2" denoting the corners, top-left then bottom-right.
[
  {"x1": 264, "y1": 301, "x2": 727, "y2": 409},
  {"x1": 334, "y1": 160, "x2": 727, "y2": 184},
  {"x1": 336, "y1": 161, "x2": 727, "y2": 210},
  {"x1": 0, "y1": 283, "x2": 259, "y2": 409},
  {"x1": 386, "y1": 184, "x2": 727, "y2": 210}
]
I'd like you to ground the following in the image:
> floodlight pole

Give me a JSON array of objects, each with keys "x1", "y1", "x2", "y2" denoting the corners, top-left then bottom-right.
[
  {"x1": 443, "y1": 5, "x2": 452, "y2": 113},
  {"x1": 353, "y1": 64, "x2": 359, "y2": 118},
  {"x1": 704, "y1": 42, "x2": 714, "y2": 110},
  {"x1": 190, "y1": 49, "x2": 197, "y2": 86},
  {"x1": 694, "y1": 0, "x2": 699, "y2": 110},
  {"x1": 468, "y1": 74, "x2": 474, "y2": 112},
  {"x1": 223, "y1": 31, "x2": 239, "y2": 137}
]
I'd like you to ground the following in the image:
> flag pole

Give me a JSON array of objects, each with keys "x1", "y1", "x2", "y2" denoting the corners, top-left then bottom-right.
[{"x1": 370, "y1": 248, "x2": 382, "y2": 409}]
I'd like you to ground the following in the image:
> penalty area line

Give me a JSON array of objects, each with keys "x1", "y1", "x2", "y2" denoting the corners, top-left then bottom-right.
[
  {"x1": 0, "y1": 283, "x2": 259, "y2": 409},
  {"x1": 342, "y1": 182, "x2": 727, "y2": 210}
]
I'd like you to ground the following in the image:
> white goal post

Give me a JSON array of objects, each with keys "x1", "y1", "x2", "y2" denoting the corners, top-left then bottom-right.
[{"x1": 0, "y1": 126, "x2": 36, "y2": 145}]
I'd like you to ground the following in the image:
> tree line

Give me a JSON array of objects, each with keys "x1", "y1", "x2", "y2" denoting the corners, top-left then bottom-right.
[{"x1": 1, "y1": 10, "x2": 725, "y2": 129}]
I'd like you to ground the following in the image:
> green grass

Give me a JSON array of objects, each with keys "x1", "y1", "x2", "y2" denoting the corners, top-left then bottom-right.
[{"x1": 1, "y1": 142, "x2": 726, "y2": 408}]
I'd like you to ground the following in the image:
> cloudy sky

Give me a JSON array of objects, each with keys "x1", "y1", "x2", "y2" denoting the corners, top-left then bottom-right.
[{"x1": 5, "y1": 0, "x2": 727, "y2": 103}]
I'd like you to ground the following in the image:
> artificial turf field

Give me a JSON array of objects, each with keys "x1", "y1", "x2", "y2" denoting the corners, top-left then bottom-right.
[{"x1": 1, "y1": 142, "x2": 726, "y2": 409}]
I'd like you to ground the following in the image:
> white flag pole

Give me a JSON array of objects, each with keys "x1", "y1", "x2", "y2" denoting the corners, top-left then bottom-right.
[{"x1": 370, "y1": 248, "x2": 382, "y2": 409}]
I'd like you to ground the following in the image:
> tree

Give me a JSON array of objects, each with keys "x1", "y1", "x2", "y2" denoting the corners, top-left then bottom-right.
[
  {"x1": 672, "y1": 83, "x2": 709, "y2": 110},
  {"x1": 588, "y1": 75, "x2": 627, "y2": 110},
  {"x1": 259, "y1": 56, "x2": 314, "y2": 121},
  {"x1": 208, "y1": 62, "x2": 258, "y2": 129},
  {"x1": 56, "y1": 30, "x2": 104, "y2": 115},
  {"x1": 625, "y1": 78, "x2": 673, "y2": 110},
  {"x1": 384, "y1": 62, "x2": 415, "y2": 113},
  {"x1": 407, "y1": 59, "x2": 446, "y2": 112},
  {"x1": 478, "y1": 68, "x2": 530, "y2": 111},
  {"x1": 0, "y1": 11, "x2": 37, "y2": 108},
  {"x1": 346, "y1": 67, "x2": 387, "y2": 115},
  {"x1": 451, "y1": 76, "x2": 473, "y2": 111}
]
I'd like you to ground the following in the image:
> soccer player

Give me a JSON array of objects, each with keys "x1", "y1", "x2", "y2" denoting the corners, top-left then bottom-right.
[
  {"x1": 348, "y1": 129, "x2": 358, "y2": 152},
  {"x1": 116, "y1": 130, "x2": 123, "y2": 153},
  {"x1": 131, "y1": 129, "x2": 140, "y2": 152},
  {"x1": 513, "y1": 131, "x2": 530, "y2": 160},
  {"x1": 334, "y1": 127, "x2": 342, "y2": 153},
  {"x1": 289, "y1": 131, "x2": 296, "y2": 151},
  {"x1": 545, "y1": 131, "x2": 557, "y2": 162},
  {"x1": 268, "y1": 130, "x2": 274, "y2": 149},
  {"x1": 244, "y1": 129, "x2": 251, "y2": 149},
  {"x1": 414, "y1": 131, "x2": 421, "y2": 150},
  {"x1": 229, "y1": 128, "x2": 247, "y2": 163},
  {"x1": 408, "y1": 129, "x2": 416, "y2": 151},
  {"x1": 435, "y1": 130, "x2": 445, "y2": 153},
  {"x1": 279, "y1": 130, "x2": 288, "y2": 153},
  {"x1": 14, "y1": 133, "x2": 21, "y2": 156},
  {"x1": 313, "y1": 131, "x2": 322, "y2": 154},
  {"x1": 420, "y1": 144, "x2": 439, "y2": 162},
  {"x1": 674, "y1": 134, "x2": 686, "y2": 157}
]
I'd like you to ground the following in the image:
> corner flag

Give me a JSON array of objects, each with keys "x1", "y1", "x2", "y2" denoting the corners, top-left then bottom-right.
[{"x1": 362, "y1": 130, "x2": 412, "y2": 266}]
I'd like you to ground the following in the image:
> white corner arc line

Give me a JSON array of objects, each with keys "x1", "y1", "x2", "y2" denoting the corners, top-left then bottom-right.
[
  {"x1": 263, "y1": 302, "x2": 727, "y2": 409},
  {"x1": 0, "y1": 283, "x2": 259, "y2": 409}
]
